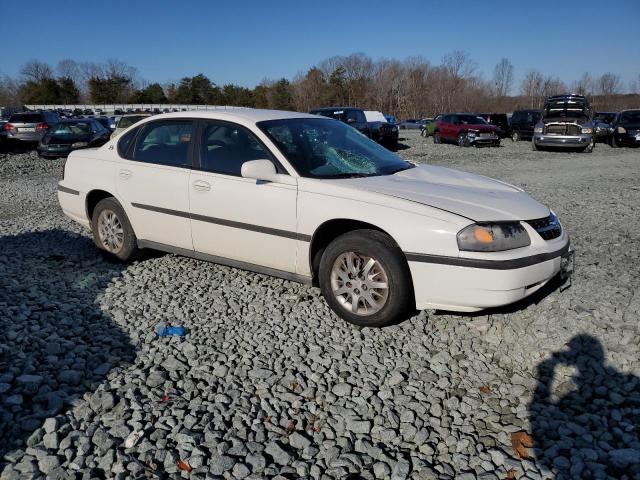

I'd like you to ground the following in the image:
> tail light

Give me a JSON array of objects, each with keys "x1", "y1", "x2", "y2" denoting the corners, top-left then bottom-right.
[
  {"x1": 36, "y1": 122, "x2": 49, "y2": 132},
  {"x1": 3, "y1": 123, "x2": 15, "y2": 132}
]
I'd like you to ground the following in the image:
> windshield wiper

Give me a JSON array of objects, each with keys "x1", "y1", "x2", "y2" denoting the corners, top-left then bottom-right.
[{"x1": 328, "y1": 172, "x2": 378, "y2": 179}]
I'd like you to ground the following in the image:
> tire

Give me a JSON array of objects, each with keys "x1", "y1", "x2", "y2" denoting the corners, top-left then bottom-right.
[
  {"x1": 457, "y1": 133, "x2": 469, "y2": 147},
  {"x1": 512, "y1": 131, "x2": 520, "y2": 142},
  {"x1": 582, "y1": 140, "x2": 594, "y2": 153},
  {"x1": 532, "y1": 140, "x2": 540, "y2": 151},
  {"x1": 420, "y1": 128, "x2": 428, "y2": 138},
  {"x1": 319, "y1": 229, "x2": 413, "y2": 328},
  {"x1": 610, "y1": 136, "x2": 619, "y2": 148},
  {"x1": 433, "y1": 131, "x2": 441, "y2": 144},
  {"x1": 91, "y1": 197, "x2": 140, "y2": 261}
]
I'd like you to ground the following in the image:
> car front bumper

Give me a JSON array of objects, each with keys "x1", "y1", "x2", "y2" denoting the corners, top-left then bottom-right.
[
  {"x1": 408, "y1": 235, "x2": 571, "y2": 312},
  {"x1": 613, "y1": 132, "x2": 640, "y2": 146},
  {"x1": 533, "y1": 133, "x2": 592, "y2": 147},
  {"x1": 468, "y1": 134, "x2": 499, "y2": 145}
]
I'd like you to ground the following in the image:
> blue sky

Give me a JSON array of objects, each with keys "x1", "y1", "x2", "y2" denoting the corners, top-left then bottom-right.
[{"x1": 2, "y1": 0, "x2": 639, "y2": 92}]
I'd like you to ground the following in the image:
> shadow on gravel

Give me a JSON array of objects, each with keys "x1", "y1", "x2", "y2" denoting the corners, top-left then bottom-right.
[
  {"x1": 0, "y1": 230, "x2": 134, "y2": 465},
  {"x1": 388, "y1": 141, "x2": 411, "y2": 152},
  {"x1": 529, "y1": 335, "x2": 640, "y2": 478}
]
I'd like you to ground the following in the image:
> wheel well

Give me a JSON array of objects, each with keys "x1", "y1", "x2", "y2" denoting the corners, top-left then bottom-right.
[
  {"x1": 309, "y1": 219, "x2": 400, "y2": 286},
  {"x1": 85, "y1": 190, "x2": 114, "y2": 221}
]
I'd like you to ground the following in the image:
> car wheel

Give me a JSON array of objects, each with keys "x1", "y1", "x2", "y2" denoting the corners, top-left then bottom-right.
[
  {"x1": 512, "y1": 131, "x2": 520, "y2": 142},
  {"x1": 610, "y1": 136, "x2": 619, "y2": 148},
  {"x1": 420, "y1": 129, "x2": 427, "y2": 138},
  {"x1": 91, "y1": 197, "x2": 140, "y2": 261},
  {"x1": 457, "y1": 133, "x2": 469, "y2": 147},
  {"x1": 319, "y1": 230, "x2": 413, "y2": 328},
  {"x1": 433, "y1": 132, "x2": 441, "y2": 144},
  {"x1": 532, "y1": 140, "x2": 540, "y2": 151},
  {"x1": 582, "y1": 140, "x2": 594, "y2": 153}
]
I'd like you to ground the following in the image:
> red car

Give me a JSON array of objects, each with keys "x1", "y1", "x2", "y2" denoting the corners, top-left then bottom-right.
[{"x1": 433, "y1": 113, "x2": 500, "y2": 147}]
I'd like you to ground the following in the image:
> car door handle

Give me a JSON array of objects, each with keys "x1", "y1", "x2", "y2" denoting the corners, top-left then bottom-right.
[
  {"x1": 119, "y1": 169, "x2": 132, "y2": 179},
  {"x1": 192, "y1": 180, "x2": 211, "y2": 192}
]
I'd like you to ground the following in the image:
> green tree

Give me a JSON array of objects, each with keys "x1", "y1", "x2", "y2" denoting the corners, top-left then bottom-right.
[
  {"x1": 328, "y1": 66, "x2": 348, "y2": 105},
  {"x1": 19, "y1": 78, "x2": 61, "y2": 104},
  {"x1": 270, "y1": 79, "x2": 294, "y2": 110},
  {"x1": 57, "y1": 77, "x2": 80, "y2": 104},
  {"x1": 130, "y1": 83, "x2": 167, "y2": 103},
  {"x1": 221, "y1": 84, "x2": 254, "y2": 107},
  {"x1": 88, "y1": 75, "x2": 132, "y2": 103},
  {"x1": 169, "y1": 74, "x2": 221, "y2": 104},
  {"x1": 252, "y1": 84, "x2": 270, "y2": 108}
]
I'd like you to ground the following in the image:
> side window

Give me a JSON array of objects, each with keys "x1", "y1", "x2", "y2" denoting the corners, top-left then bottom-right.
[
  {"x1": 132, "y1": 121, "x2": 193, "y2": 167},
  {"x1": 117, "y1": 127, "x2": 140, "y2": 158},
  {"x1": 200, "y1": 120, "x2": 274, "y2": 176},
  {"x1": 356, "y1": 111, "x2": 366, "y2": 123}
]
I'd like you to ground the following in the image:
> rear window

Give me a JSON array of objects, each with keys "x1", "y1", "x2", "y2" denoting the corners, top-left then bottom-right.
[
  {"x1": 9, "y1": 113, "x2": 43, "y2": 123},
  {"x1": 51, "y1": 122, "x2": 92, "y2": 135}
]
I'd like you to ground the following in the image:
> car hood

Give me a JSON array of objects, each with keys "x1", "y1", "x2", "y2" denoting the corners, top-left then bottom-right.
[{"x1": 338, "y1": 164, "x2": 549, "y2": 221}]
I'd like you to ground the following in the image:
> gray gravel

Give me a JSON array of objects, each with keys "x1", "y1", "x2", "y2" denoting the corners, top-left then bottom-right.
[{"x1": 1, "y1": 135, "x2": 639, "y2": 479}]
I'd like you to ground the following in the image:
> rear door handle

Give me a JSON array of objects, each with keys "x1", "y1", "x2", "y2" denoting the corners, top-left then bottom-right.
[
  {"x1": 119, "y1": 169, "x2": 132, "y2": 179},
  {"x1": 192, "y1": 180, "x2": 211, "y2": 192}
]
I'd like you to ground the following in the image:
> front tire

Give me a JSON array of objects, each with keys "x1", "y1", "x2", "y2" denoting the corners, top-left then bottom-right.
[
  {"x1": 91, "y1": 197, "x2": 140, "y2": 261},
  {"x1": 457, "y1": 133, "x2": 469, "y2": 147},
  {"x1": 420, "y1": 128, "x2": 428, "y2": 138},
  {"x1": 319, "y1": 230, "x2": 413, "y2": 327},
  {"x1": 512, "y1": 131, "x2": 520, "y2": 142},
  {"x1": 582, "y1": 140, "x2": 594, "y2": 153},
  {"x1": 532, "y1": 139, "x2": 540, "y2": 151},
  {"x1": 433, "y1": 131, "x2": 441, "y2": 144}
]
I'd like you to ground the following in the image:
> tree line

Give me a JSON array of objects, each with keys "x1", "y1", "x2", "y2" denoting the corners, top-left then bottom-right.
[{"x1": 1, "y1": 54, "x2": 638, "y2": 116}]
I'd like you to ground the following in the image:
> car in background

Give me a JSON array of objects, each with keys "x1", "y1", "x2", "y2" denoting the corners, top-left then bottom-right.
[
  {"x1": 477, "y1": 113, "x2": 510, "y2": 138},
  {"x1": 434, "y1": 114, "x2": 500, "y2": 147},
  {"x1": 593, "y1": 112, "x2": 617, "y2": 142},
  {"x1": 111, "y1": 113, "x2": 152, "y2": 138},
  {"x1": 83, "y1": 109, "x2": 94, "y2": 116},
  {"x1": 532, "y1": 94, "x2": 595, "y2": 153},
  {"x1": 94, "y1": 116, "x2": 115, "y2": 133},
  {"x1": 609, "y1": 110, "x2": 640, "y2": 147},
  {"x1": 399, "y1": 119, "x2": 426, "y2": 130},
  {"x1": 420, "y1": 115, "x2": 441, "y2": 137},
  {"x1": 509, "y1": 110, "x2": 541, "y2": 141},
  {"x1": 72, "y1": 108, "x2": 84, "y2": 116},
  {"x1": 364, "y1": 110, "x2": 399, "y2": 145},
  {"x1": 58, "y1": 109, "x2": 571, "y2": 327},
  {"x1": 384, "y1": 115, "x2": 398, "y2": 125},
  {"x1": 37, "y1": 118, "x2": 111, "y2": 158},
  {"x1": 0, "y1": 120, "x2": 7, "y2": 150},
  {"x1": 310, "y1": 107, "x2": 398, "y2": 145},
  {"x1": 3, "y1": 111, "x2": 61, "y2": 145}
]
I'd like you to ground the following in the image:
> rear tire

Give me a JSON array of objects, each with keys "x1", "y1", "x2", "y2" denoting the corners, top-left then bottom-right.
[
  {"x1": 319, "y1": 230, "x2": 413, "y2": 328},
  {"x1": 91, "y1": 197, "x2": 140, "y2": 262},
  {"x1": 421, "y1": 128, "x2": 428, "y2": 138}
]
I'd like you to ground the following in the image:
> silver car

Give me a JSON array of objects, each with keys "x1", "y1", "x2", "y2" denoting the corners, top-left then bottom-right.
[
  {"x1": 5, "y1": 111, "x2": 61, "y2": 144},
  {"x1": 532, "y1": 94, "x2": 595, "y2": 153}
]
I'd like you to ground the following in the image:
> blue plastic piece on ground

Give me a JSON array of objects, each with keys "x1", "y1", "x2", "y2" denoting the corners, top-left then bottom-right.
[{"x1": 156, "y1": 324, "x2": 186, "y2": 337}]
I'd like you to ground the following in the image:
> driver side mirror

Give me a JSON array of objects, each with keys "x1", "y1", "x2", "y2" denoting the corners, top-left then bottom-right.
[{"x1": 241, "y1": 159, "x2": 280, "y2": 183}]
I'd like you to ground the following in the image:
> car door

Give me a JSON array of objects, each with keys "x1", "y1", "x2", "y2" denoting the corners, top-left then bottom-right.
[
  {"x1": 189, "y1": 119, "x2": 298, "y2": 273},
  {"x1": 115, "y1": 119, "x2": 194, "y2": 250}
]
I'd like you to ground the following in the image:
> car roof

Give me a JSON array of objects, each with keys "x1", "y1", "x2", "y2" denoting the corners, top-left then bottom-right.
[
  {"x1": 310, "y1": 107, "x2": 361, "y2": 112},
  {"x1": 136, "y1": 109, "x2": 320, "y2": 123}
]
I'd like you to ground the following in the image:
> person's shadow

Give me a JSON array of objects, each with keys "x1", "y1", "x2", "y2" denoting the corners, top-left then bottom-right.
[
  {"x1": 529, "y1": 335, "x2": 640, "y2": 479},
  {"x1": 0, "y1": 230, "x2": 135, "y2": 468}
]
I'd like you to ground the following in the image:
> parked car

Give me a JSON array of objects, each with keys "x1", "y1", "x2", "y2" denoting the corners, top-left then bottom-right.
[
  {"x1": 384, "y1": 115, "x2": 398, "y2": 125},
  {"x1": 111, "y1": 113, "x2": 152, "y2": 138},
  {"x1": 58, "y1": 110, "x2": 572, "y2": 327},
  {"x1": 476, "y1": 113, "x2": 510, "y2": 138},
  {"x1": 364, "y1": 110, "x2": 399, "y2": 145},
  {"x1": 94, "y1": 116, "x2": 115, "y2": 133},
  {"x1": 37, "y1": 118, "x2": 111, "y2": 158},
  {"x1": 532, "y1": 94, "x2": 595, "y2": 152},
  {"x1": 420, "y1": 115, "x2": 441, "y2": 137},
  {"x1": 83, "y1": 109, "x2": 94, "y2": 116},
  {"x1": 310, "y1": 107, "x2": 398, "y2": 145},
  {"x1": 399, "y1": 119, "x2": 425, "y2": 130},
  {"x1": 434, "y1": 114, "x2": 500, "y2": 147},
  {"x1": 3, "y1": 111, "x2": 61, "y2": 145},
  {"x1": 72, "y1": 108, "x2": 84, "y2": 116},
  {"x1": 509, "y1": 110, "x2": 541, "y2": 141},
  {"x1": 593, "y1": 112, "x2": 617, "y2": 142},
  {"x1": 608, "y1": 110, "x2": 640, "y2": 147}
]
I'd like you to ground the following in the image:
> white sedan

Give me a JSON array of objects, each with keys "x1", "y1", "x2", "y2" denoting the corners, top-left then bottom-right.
[{"x1": 58, "y1": 109, "x2": 572, "y2": 327}]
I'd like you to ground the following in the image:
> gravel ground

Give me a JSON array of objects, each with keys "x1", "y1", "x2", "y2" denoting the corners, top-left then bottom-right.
[{"x1": 1, "y1": 134, "x2": 639, "y2": 480}]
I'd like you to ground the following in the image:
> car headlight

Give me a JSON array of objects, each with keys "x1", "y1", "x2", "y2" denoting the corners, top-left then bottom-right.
[
  {"x1": 618, "y1": 126, "x2": 626, "y2": 134},
  {"x1": 581, "y1": 128, "x2": 593, "y2": 134},
  {"x1": 534, "y1": 127, "x2": 543, "y2": 133},
  {"x1": 72, "y1": 141, "x2": 88, "y2": 148},
  {"x1": 457, "y1": 222, "x2": 531, "y2": 252},
  {"x1": 467, "y1": 132, "x2": 476, "y2": 137}
]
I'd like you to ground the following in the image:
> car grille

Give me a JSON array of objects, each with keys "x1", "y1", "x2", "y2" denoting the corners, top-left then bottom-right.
[
  {"x1": 544, "y1": 124, "x2": 581, "y2": 135},
  {"x1": 526, "y1": 215, "x2": 562, "y2": 240}
]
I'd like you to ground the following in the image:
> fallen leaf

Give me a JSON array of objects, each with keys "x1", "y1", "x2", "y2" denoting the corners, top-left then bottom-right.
[
  {"x1": 505, "y1": 468, "x2": 517, "y2": 479},
  {"x1": 479, "y1": 386, "x2": 492, "y2": 394},
  {"x1": 290, "y1": 381, "x2": 301, "y2": 391},
  {"x1": 286, "y1": 421, "x2": 296, "y2": 434},
  {"x1": 511, "y1": 430, "x2": 533, "y2": 459},
  {"x1": 176, "y1": 460, "x2": 192, "y2": 472},
  {"x1": 161, "y1": 394, "x2": 169, "y2": 403}
]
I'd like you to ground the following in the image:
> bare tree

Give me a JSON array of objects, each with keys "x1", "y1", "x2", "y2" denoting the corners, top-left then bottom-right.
[
  {"x1": 20, "y1": 60, "x2": 53, "y2": 81},
  {"x1": 571, "y1": 72, "x2": 593, "y2": 95},
  {"x1": 492, "y1": 58, "x2": 514, "y2": 97},
  {"x1": 520, "y1": 69, "x2": 544, "y2": 107},
  {"x1": 597, "y1": 72, "x2": 622, "y2": 96}
]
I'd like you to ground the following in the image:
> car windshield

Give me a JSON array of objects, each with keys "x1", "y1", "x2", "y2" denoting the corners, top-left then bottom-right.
[
  {"x1": 619, "y1": 111, "x2": 640, "y2": 123},
  {"x1": 258, "y1": 118, "x2": 414, "y2": 179},
  {"x1": 458, "y1": 115, "x2": 487, "y2": 125},
  {"x1": 594, "y1": 113, "x2": 616, "y2": 123},
  {"x1": 118, "y1": 115, "x2": 148, "y2": 129},
  {"x1": 51, "y1": 122, "x2": 92, "y2": 135}
]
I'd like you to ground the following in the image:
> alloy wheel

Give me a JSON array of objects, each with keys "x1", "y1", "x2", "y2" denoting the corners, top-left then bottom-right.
[
  {"x1": 330, "y1": 251, "x2": 389, "y2": 316},
  {"x1": 97, "y1": 209, "x2": 124, "y2": 253}
]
